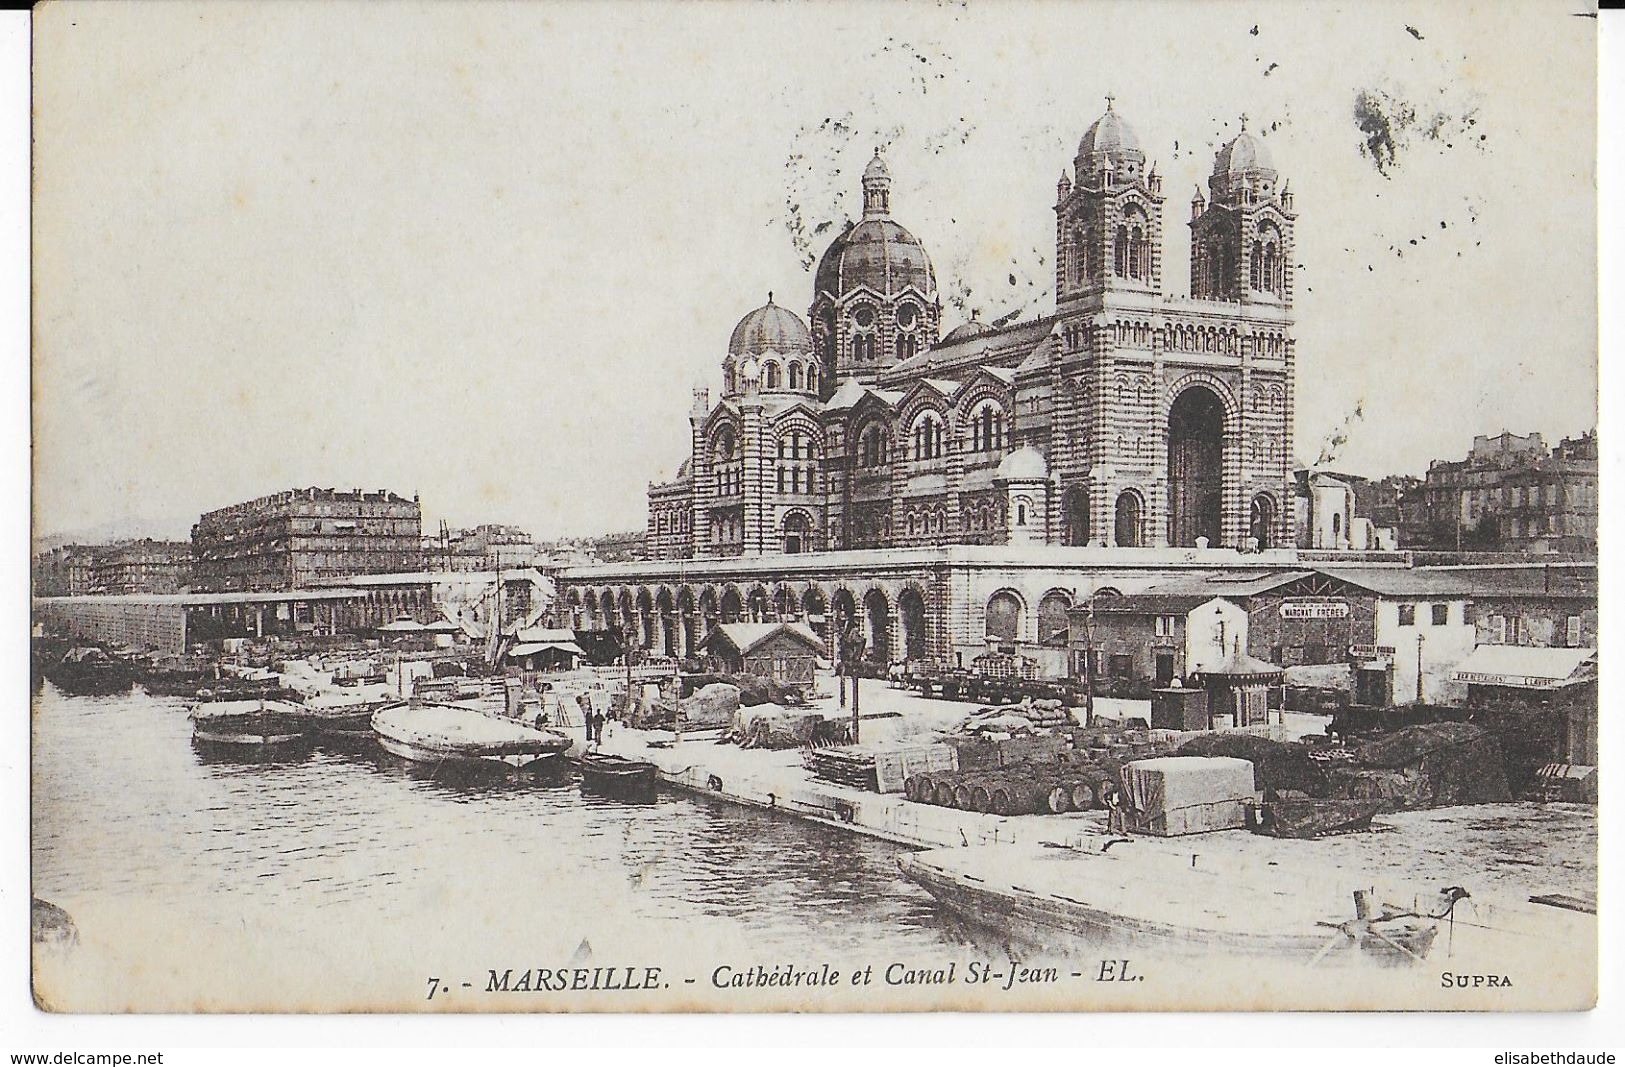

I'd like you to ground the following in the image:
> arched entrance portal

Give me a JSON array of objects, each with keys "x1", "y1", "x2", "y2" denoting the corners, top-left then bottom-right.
[
  {"x1": 1167, "y1": 387, "x2": 1226, "y2": 547},
  {"x1": 1249, "y1": 493, "x2": 1277, "y2": 549},
  {"x1": 863, "y1": 589, "x2": 891, "y2": 667},
  {"x1": 782, "y1": 512, "x2": 811, "y2": 554},
  {"x1": 897, "y1": 587, "x2": 928, "y2": 662}
]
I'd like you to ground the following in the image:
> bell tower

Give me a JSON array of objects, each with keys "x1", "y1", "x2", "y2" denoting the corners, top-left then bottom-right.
[
  {"x1": 1190, "y1": 118, "x2": 1296, "y2": 305},
  {"x1": 1056, "y1": 96, "x2": 1165, "y2": 312}
]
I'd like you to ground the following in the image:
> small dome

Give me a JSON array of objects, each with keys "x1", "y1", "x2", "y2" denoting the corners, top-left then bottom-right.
[
  {"x1": 1077, "y1": 97, "x2": 1144, "y2": 171},
  {"x1": 1213, "y1": 128, "x2": 1274, "y2": 178},
  {"x1": 727, "y1": 296, "x2": 813, "y2": 357},
  {"x1": 943, "y1": 314, "x2": 994, "y2": 343},
  {"x1": 863, "y1": 151, "x2": 891, "y2": 185},
  {"x1": 996, "y1": 445, "x2": 1048, "y2": 481},
  {"x1": 1080, "y1": 110, "x2": 1140, "y2": 159}
]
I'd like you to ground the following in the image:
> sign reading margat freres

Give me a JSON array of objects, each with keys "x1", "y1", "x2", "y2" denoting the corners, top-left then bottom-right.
[{"x1": 30, "y1": 0, "x2": 1598, "y2": 1014}]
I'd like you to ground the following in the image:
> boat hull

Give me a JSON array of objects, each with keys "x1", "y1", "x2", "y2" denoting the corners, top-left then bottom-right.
[
  {"x1": 191, "y1": 727, "x2": 315, "y2": 762},
  {"x1": 375, "y1": 732, "x2": 562, "y2": 772},
  {"x1": 897, "y1": 852, "x2": 1438, "y2": 966},
  {"x1": 578, "y1": 754, "x2": 659, "y2": 797}
]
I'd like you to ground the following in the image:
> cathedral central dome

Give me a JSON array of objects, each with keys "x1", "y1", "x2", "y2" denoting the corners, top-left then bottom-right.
[{"x1": 813, "y1": 149, "x2": 937, "y2": 300}]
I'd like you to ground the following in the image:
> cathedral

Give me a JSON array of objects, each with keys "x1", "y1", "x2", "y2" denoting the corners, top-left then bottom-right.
[{"x1": 646, "y1": 99, "x2": 1296, "y2": 561}]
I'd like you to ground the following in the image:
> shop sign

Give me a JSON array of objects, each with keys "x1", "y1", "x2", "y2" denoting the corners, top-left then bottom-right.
[
  {"x1": 1349, "y1": 643, "x2": 1378, "y2": 659},
  {"x1": 1454, "y1": 671, "x2": 1550, "y2": 688},
  {"x1": 1279, "y1": 599, "x2": 1350, "y2": 619}
]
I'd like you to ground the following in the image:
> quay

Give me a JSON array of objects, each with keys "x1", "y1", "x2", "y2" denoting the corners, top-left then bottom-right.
[{"x1": 574, "y1": 674, "x2": 1597, "y2": 916}]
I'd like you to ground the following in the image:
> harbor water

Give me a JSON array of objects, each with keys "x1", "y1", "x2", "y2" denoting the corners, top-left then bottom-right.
[{"x1": 31, "y1": 683, "x2": 960, "y2": 1011}]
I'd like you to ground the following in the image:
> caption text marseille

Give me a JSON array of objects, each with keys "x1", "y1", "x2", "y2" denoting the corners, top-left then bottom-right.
[{"x1": 480, "y1": 960, "x2": 1132, "y2": 995}]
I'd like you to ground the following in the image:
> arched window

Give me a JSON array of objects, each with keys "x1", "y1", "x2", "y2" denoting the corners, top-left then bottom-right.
[
  {"x1": 899, "y1": 334, "x2": 917, "y2": 361},
  {"x1": 789, "y1": 363, "x2": 802, "y2": 391},
  {"x1": 1250, "y1": 241, "x2": 1263, "y2": 290},
  {"x1": 1249, "y1": 494, "x2": 1276, "y2": 550},
  {"x1": 1038, "y1": 591, "x2": 1072, "y2": 647},
  {"x1": 1114, "y1": 490, "x2": 1143, "y2": 547},
  {"x1": 764, "y1": 362, "x2": 781, "y2": 390},
  {"x1": 1015, "y1": 501, "x2": 1028, "y2": 526},
  {"x1": 970, "y1": 402, "x2": 1005, "y2": 452},
  {"x1": 806, "y1": 365, "x2": 819, "y2": 393},
  {"x1": 985, "y1": 590, "x2": 1023, "y2": 642},
  {"x1": 1114, "y1": 227, "x2": 1128, "y2": 276},
  {"x1": 859, "y1": 425, "x2": 888, "y2": 468},
  {"x1": 911, "y1": 411, "x2": 944, "y2": 461}
]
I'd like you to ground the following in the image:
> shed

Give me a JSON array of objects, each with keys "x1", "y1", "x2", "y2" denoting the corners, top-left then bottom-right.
[
  {"x1": 700, "y1": 622, "x2": 824, "y2": 688},
  {"x1": 505, "y1": 626, "x2": 586, "y2": 672}
]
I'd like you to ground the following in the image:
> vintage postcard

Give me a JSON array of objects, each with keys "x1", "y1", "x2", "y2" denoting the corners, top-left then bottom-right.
[{"x1": 29, "y1": 0, "x2": 1599, "y2": 1015}]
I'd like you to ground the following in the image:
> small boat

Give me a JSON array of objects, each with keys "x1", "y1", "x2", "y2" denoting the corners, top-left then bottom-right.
[
  {"x1": 189, "y1": 699, "x2": 315, "y2": 761},
  {"x1": 1246, "y1": 791, "x2": 1385, "y2": 839},
  {"x1": 578, "y1": 751, "x2": 659, "y2": 795},
  {"x1": 898, "y1": 842, "x2": 1456, "y2": 967},
  {"x1": 372, "y1": 701, "x2": 570, "y2": 772},
  {"x1": 297, "y1": 689, "x2": 395, "y2": 748},
  {"x1": 45, "y1": 646, "x2": 136, "y2": 696}
]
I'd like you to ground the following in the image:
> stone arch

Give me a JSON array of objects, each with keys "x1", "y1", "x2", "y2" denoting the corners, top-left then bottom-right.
[
  {"x1": 1062, "y1": 484, "x2": 1091, "y2": 546},
  {"x1": 1164, "y1": 376, "x2": 1239, "y2": 547},
  {"x1": 719, "y1": 585, "x2": 743, "y2": 624},
  {"x1": 896, "y1": 583, "x2": 929, "y2": 662},
  {"x1": 1114, "y1": 487, "x2": 1147, "y2": 548},
  {"x1": 771, "y1": 583, "x2": 796, "y2": 620},
  {"x1": 746, "y1": 584, "x2": 770, "y2": 622},
  {"x1": 1037, "y1": 588, "x2": 1073, "y2": 647},
  {"x1": 781, "y1": 508, "x2": 815, "y2": 554},
  {"x1": 1249, "y1": 491, "x2": 1280, "y2": 550},
  {"x1": 862, "y1": 587, "x2": 892, "y2": 666},
  {"x1": 801, "y1": 585, "x2": 828, "y2": 620},
  {"x1": 985, "y1": 588, "x2": 1025, "y2": 642},
  {"x1": 598, "y1": 590, "x2": 615, "y2": 629}
]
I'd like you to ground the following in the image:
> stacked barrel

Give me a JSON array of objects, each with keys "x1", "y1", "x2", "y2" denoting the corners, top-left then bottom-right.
[{"x1": 903, "y1": 763, "x2": 1115, "y2": 815}]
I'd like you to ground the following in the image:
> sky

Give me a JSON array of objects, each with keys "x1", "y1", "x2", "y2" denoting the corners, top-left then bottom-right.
[{"x1": 31, "y1": 0, "x2": 1597, "y2": 543}]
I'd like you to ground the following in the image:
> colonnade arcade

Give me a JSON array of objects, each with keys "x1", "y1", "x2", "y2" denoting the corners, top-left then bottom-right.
[{"x1": 560, "y1": 577, "x2": 941, "y2": 666}]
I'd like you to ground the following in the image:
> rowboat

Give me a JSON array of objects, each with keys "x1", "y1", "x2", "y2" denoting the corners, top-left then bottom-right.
[
  {"x1": 371, "y1": 701, "x2": 570, "y2": 771},
  {"x1": 577, "y1": 751, "x2": 659, "y2": 795},
  {"x1": 898, "y1": 841, "x2": 1457, "y2": 967},
  {"x1": 189, "y1": 699, "x2": 316, "y2": 761},
  {"x1": 1246, "y1": 792, "x2": 1385, "y2": 839}
]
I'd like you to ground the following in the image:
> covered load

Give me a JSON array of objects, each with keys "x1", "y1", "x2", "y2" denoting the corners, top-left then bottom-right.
[
  {"x1": 1175, "y1": 733, "x2": 1328, "y2": 795},
  {"x1": 1119, "y1": 755, "x2": 1256, "y2": 837},
  {"x1": 727, "y1": 703, "x2": 824, "y2": 749},
  {"x1": 1328, "y1": 721, "x2": 1511, "y2": 810}
]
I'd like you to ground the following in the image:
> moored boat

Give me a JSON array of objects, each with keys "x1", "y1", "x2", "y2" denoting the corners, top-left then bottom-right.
[
  {"x1": 45, "y1": 646, "x2": 136, "y2": 696},
  {"x1": 1246, "y1": 792, "x2": 1385, "y2": 839},
  {"x1": 189, "y1": 699, "x2": 316, "y2": 761},
  {"x1": 371, "y1": 701, "x2": 570, "y2": 772},
  {"x1": 297, "y1": 689, "x2": 394, "y2": 748},
  {"x1": 577, "y1": 751, "x2": 659, "y2": 795},
  {"x1": 897, "y1": 841, "x2": 1457, "y2": 967}
]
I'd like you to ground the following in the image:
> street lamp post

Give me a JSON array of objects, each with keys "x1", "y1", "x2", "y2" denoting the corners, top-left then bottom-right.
[{"x1": 1415, "y1": 632, "x2": 1426, "y2": 705}]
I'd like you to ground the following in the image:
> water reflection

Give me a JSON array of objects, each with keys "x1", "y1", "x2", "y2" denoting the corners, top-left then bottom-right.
[{"x1": 32, "y1": 683, "x2": 955, "y2": 961}]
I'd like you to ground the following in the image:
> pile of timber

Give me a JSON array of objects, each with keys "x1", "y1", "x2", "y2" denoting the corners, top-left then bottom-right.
[
  {"x1": 803, "y1": 746, "x2": 878, "y2": 791},
  {"x1": 903, "y1": 762, "x2": 1117, "y2": 816}
]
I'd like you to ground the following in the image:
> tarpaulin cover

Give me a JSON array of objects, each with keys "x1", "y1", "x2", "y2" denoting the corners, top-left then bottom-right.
[
  {"x1": 728, "y1": 703, "x2": 823, "y2": 749},
  {"x1": 1120, "y1": 755, "x2": 1256, "y2": 836},
  {"x1": 1175, "y1": 733, "x2": 1328, "y2": 795},
  {"x1": 1331, "y1": 721, "x2": 1512, "y2": 810}
]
